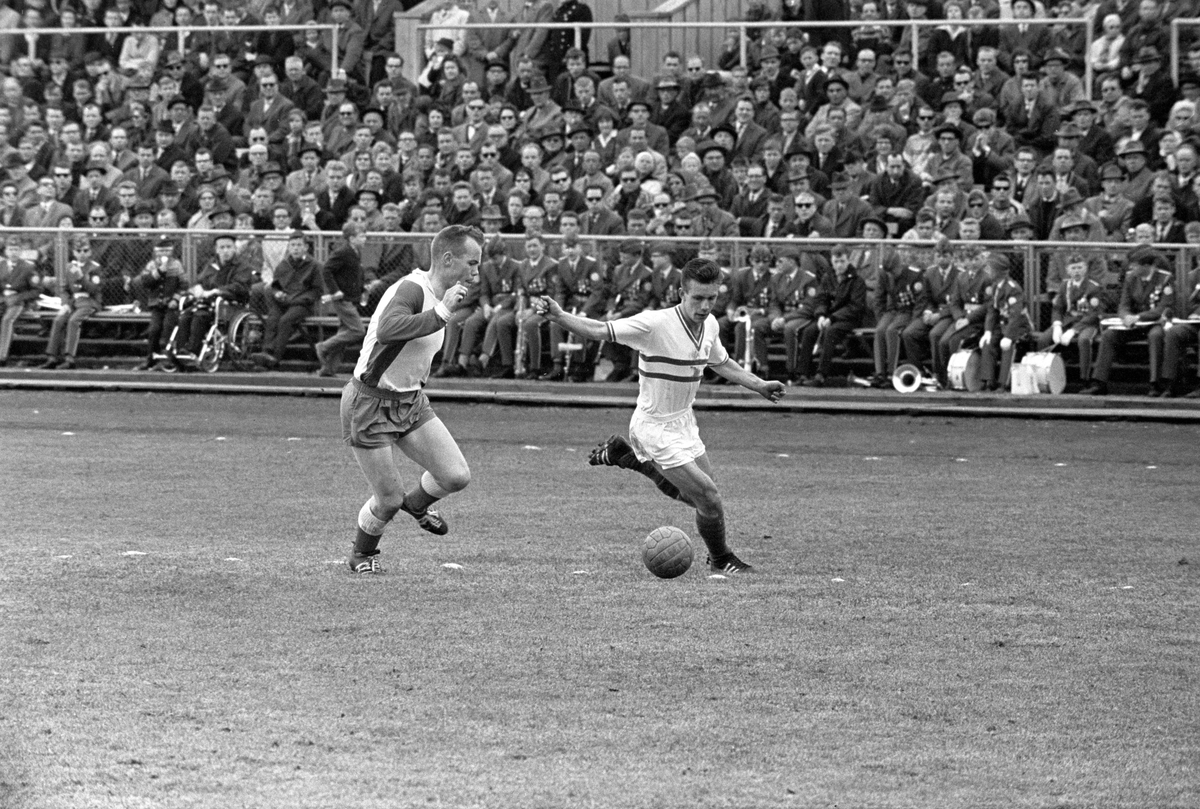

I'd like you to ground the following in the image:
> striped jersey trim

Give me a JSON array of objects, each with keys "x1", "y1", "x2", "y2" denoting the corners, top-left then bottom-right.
[{"x1": 639, "y1": 369, "x2": 703, "y2": 383}]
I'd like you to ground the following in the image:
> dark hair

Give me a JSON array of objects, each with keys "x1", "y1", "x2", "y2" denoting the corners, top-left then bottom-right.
[{"x1": 681, "y1": 257, "x2": 721, "y2": 286}]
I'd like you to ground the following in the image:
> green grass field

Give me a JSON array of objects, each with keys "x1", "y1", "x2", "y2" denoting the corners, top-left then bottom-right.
[{"x1": 2, "y1": 391, "x2": 1197, "y2": 809}]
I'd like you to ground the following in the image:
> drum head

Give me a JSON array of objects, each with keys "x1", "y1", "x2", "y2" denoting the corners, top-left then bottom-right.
[{"x1": 948, "y1": 349, "x2": 983, "y2": 392}]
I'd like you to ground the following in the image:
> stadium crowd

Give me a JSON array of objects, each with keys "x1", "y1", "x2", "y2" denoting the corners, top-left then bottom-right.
[{"x1": 0, "y1": 0, "x2": 1199, "y2": 395}]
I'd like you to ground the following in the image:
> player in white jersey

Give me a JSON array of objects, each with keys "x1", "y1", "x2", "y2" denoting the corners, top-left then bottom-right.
[
  {"x1": 533, "y1": 258, "x2": 786, "y2": 574},
  {"x1": 340, "y1": 225, "x2": 483, "y2": 574}
]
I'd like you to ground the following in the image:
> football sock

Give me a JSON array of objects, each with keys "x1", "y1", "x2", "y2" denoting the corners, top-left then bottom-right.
[
  {"x1": 695, "y1": 512, "x2": 730, "y2": 558},
  {"x1": 403, "y1": 471, "x2": 452, "y2": 514},
  {"x1": 637, "y1": 461, "x2": 694, "y2": 506},
  {"x1": 353, "y1": 500, "x2": 389, "y2": 557}
]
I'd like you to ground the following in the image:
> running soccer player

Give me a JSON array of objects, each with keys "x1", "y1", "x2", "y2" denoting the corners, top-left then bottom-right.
[
  {"x1": 341, "y1": 224, "x2": 483, "y2": 573},
  {"x1": 533, "y1": 257, "x2": 786, "y2": 574}
]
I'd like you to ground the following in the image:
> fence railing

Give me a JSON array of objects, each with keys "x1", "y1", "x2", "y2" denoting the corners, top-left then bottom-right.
[
  {"x1": 405, "y1": 17, "x2": 1099, "y2": 98},
  {"x1": 9, "y1": 226, "x2": 1193, "y2": 331}
]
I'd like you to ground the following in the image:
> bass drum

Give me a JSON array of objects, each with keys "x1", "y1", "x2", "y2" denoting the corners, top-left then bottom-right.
[
  {"x1": 947, "y1": 349, "x2": 982, "y2": 392},
  {"x1": 1019, "y1": 351, "x2": 1066, "y2": 394}
]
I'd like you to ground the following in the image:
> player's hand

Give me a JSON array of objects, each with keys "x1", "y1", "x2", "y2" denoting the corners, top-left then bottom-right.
[
  {"x1": 1060, "y1": 328, "x2": 1075, "y2": 346},
  {"x1": 980, "y1": 331, "x2": 992, "y2": 347},
  {"x1": 771, "y1": 316, "x2": 785, "y2": 331},
  {"x1": 818, "y1": 316, "x2": 830, "y2": 330},
  {"x1": 531, "y1": 295, "x2": 562, "y2": 318},
  {"x1": 1052, "y1": 323, "x2": 1063, "y2": 344},
  {"x1": 442, "y1": 282, "x2": 469, "y2": 311},
  {"x1": 759, "y1": 379, "x2": 786, "y2": 404},
  {"x1": 1122, "y1": 314, "x2": 1138, "y2": 328}
]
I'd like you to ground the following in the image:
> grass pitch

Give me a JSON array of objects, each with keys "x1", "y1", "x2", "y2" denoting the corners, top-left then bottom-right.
[{"x1": 2, "y1": 391, "x2": 1198, "y2": 808}]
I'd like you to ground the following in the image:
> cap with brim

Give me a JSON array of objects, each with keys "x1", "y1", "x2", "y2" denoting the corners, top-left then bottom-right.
[
  {"x1": 167, "y1": 95, "x2": 191, "y2": 109},
  {"x1": 1180, "y1": 72, "x2": 1200, "y2": 88},
  {"x1": 486, "y1": 60, "x2": 508, "y2": 72},
  {"x1": 700, "y1": 73, "x2": 725, "y2": 90},
  {"x1": 1055, "y1": 123, "x2": 1083, "y2": 138},
  {"x1": 355, "y1": 187, "x2": 379, "y2": 200},
  {"x1": 868, "y1": 95, "x2": 891, "y2": 113},
  {"x1": 1119, "y1": 141, "x2": 1147, "y2": 156},
  {"x1": 618, "y1": 238, "x2": 643, "y2": 254},
  {"x1": 568, "y1": 123, "x2": 594, "y2": 137},
  {"x1": 436, "y1": 37, "x2": 455, "y2": 50},
  {"x1": 481, "y1": 205, "x2": 503, "y2": 220},
  {"x1": 261, "y1": 162, "x2": 284, "y2": 176},
  {"x1": 325, "y1": 79, "x2": 347, "y2": 93},
  {"x1": 164, "y1": 52, "x2": 183, "y2": 65},
  {"x1": 329, "y1": 0, "x2": 354, "y2": 9},
  {"x1": 934, "y1": 123, "x2": 963, "y2": 140},
  {"x1": 255, "y1": 54, "x2": 274, "y2": 66},
  {"x1": 697, "y1": 139, "x2": 727, "y2": 157},
  {"x1": 1134, "y1": 46, "x2": 1162, "y2": 64},
  {"x1": 1070, "y1": 99, "x2": 1098, "y2": 115},
  {"x1": 656, "y1": 76, "x2": 681, "y2": 89},
  {"x1": 4, "y1": 153, "x2": 25, "y2": 168},
  {"x1": 759, "y1": 45, "x2": 780, "y2": 62},
  {"x1": 1059, "y1": 215, "x2": 1088, "y2": 231},
  {"x1": 211, "y1": 203, "x2": 233, "y2": 217},
  {"x1": 860, "y1": 215, "x2": 888, "y2": 234},
  {"x1": 830, "y1": 171, "x2": 850, "y2": 189},
  {"x1": 133, "y1": 201, "x2": 158, "y2": 215},
  {"x1": 711, "y1": 124, "x2": 737, "y2": 142},
  {"x1": 1059, "y1": 187, "x2": 1084, "y2": 207},
  {"x1": 1006, "y1": 214, "x2": 1034, "y2": 232},
  {"x1": 156, "y1": 120, "x2": 176, "y2": 133},
  {"x1": 298, "y1": 143, "x2": 323, "y2": 157},
  {"x1": 84, "y1": 161, "x2": 106, "y2": 175},
  {"x1": 1099, "y1": 162, "x2": 1126, "y2": 180},
  {"x1": 824, "y1": 75, "x2": 849, "y2": 91},
  {"x1": 939, "y1": 91, "x2": 964, "y2": 109},
  {"x1": 628, "y1": 99, "x2": 652, "y2": 111},
  {"x1": 159, "y1": 182, "x2": 180, "y2": 195},
  {"x1": 1043, "y1": 48, "x2": 1071, "y2": 65},
  {"x1": 649, "y1": 241, "x2": 673, "y2": 255},
  {"x1": 528, "y1": 75, "x2": 551, "y2": 93},
  {"x1": 788, "y1": 167, "x2": 811, "y2": 181}
]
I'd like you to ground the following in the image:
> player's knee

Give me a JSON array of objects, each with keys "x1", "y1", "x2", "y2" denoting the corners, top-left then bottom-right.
[{"x1": 437, "y1": 464, "x2": 471, "y2": 494}]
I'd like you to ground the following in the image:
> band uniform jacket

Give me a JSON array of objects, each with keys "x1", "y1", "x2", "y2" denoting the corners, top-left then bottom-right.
[
  {"x1": 554, "y1": 254, "x2": 605, "y2": 316},
  {"x1": 645, "y1": 266, "x2": 682, "y2": 310},
  {"x1": 60, "y1": 260, "x2": 105, "y2": 309},
  {"x1": 479, "y1": 254, "x2": 522, "y2": 310},
  {"x1": 517, "y1": 254, "x2": 559, "y2": 302},
  {"x1": 922, "y1": 264, "x2": 961, "y2": 320},
  {"x1": 824, "y1": 266, "x2": 868, "y2": 327},
  {"x1": 602, "y1": 260, "x2": 652, "y2": 318},
  {"x1": 768, "y1": 266, "x2": 823, "y2": 322},
  {"x1": 1119, "y1": 267, "x2": 1175, "y2": 323},
  {"x1": 1178, "y1": 268, "x2": 1200, "y2": 319},
  {"x1": 134, "y1": 258, "x2": 186, "y2": 308},
  {"x1": 949, "y1": 266, "x2": 993, "y2": 326},
  {"x1": 873, "y1": 265, "x2": 928, "y2": 318},
  {"x1": 984, "y1": 277, "x2": 1032, "y2": 337},
  {"x1": 2, "y1": 260, "x2": 44, "y2": 306},
  {"x1": 1052, "y1": 278, "x2": 1105, "y2": 329},
  {"x1": 730, "y1": 266, "x2": 773, "y2": 314}
]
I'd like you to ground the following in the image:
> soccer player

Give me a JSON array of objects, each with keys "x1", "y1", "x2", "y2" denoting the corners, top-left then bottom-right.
[
  {"x1": 532, "y1": 258, "x2": 786, "y2": 574},
  {"x1": 341, "y1": 224, "x2": 483, "y2": 574}
]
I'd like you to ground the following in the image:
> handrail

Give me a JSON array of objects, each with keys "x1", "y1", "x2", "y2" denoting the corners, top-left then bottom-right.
[
  {"x1": 411, "y1": 16, "x2": 1096, "y2": 98},
  {"x1": 3, "y1": 23, "x2": 343, "y2": 79}
]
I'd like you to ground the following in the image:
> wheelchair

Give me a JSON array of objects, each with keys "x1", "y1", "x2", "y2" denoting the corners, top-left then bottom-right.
[{"x1": 160, "y1": 294, "x2": 264, "y2": 373}]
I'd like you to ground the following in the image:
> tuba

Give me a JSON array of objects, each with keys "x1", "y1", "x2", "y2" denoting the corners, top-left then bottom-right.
[{"x1": 892, "y1": 363, "x2": 938, "y2": 393}]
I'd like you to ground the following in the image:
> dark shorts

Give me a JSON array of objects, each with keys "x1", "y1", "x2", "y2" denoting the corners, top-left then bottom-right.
[{"x1": 340, "y1": 378, "x2": 437, "y2": 449}]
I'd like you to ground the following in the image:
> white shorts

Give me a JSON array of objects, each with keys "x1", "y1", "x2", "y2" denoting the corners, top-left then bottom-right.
[{"x1": 628, "y1": 409, "x2": 706, "y2": 470}]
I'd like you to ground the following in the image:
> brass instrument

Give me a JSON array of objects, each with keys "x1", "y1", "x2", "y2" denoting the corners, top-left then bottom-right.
[
  {"x1": 734, "y1": 306, "x2": 754, "y2": 371},
  {"x1": 892, "y1": 363, "x2": 939, "y2": 393}
]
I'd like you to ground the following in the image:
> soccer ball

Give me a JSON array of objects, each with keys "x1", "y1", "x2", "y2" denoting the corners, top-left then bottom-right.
[{"x1": 642, "y1": 526, "x2": 693, "y2": 579}]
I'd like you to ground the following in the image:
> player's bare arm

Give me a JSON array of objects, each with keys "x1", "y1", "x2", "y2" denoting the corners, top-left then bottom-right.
[
  {"x1": 711, "y1": 356, "x2": 786, "y2": 403},
  {"x1": 533, "y1": 295, "x2": 611, "y2": 342}
]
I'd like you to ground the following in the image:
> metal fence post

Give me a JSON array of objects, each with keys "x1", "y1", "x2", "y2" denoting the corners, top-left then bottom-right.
[{"x1": 739, "y1": 25, "x2": 748, "y2": 68}]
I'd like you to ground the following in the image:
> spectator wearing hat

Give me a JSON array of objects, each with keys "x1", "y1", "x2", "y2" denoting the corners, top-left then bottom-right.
[
  {"x1": 927, "y1": 123, "x2": 974, "y2": 196},
  {"x1": 1083, "y1": 162, "x2": 1134, "y2": 240},
  {"x1": 1119, "y1": 100, "x2": 1164, "y2": 170},
  {"x1": 619, "y1": 100, "x2": 671, "y2": 158},
  {"x1": 651, "y1": 75, "x2": 691, "y2": 144},
  {"x1": 1069, "y1": 100, "x2": 1117, "y2": 169},
  {"x1": 968, "y1": 106, "x2": 1015, "y2": 189},
  {"x1": 1038, "y1": 48, "x2": 1084, "y2": 114},
  {"x1": 71, "y1": 161, "x2": 120, "y2": 226},
  {"x1": 1083, "y1": 246, "x2": 1175, "y2": 395},
  {"x1": 1119, "y1": 1, "x2": 1168, "y2": 81},
  {"x1": 520, "y1": 75, "x2": 565, "y2": 143},
  {"x1": 326, "y1": 0, "x2": 366, "y2": 82},
  {"x1": 1117, "y1": 138, "x2": 1156, "y2": 203},
  {"x1": 805, "y1": 74, "x2": 863, "y2": 140},
  {"x1": 1129, "y1": 45, "x2": 1174, "y2": 126}
]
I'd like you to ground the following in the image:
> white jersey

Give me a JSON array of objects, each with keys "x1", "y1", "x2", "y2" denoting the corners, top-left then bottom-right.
[
  {"x1": 607, "y1": 306, "x2": 729, "y2": 423},
  {"x1": 353, "y1": 270, "x2": 445, "y2": 393}
]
